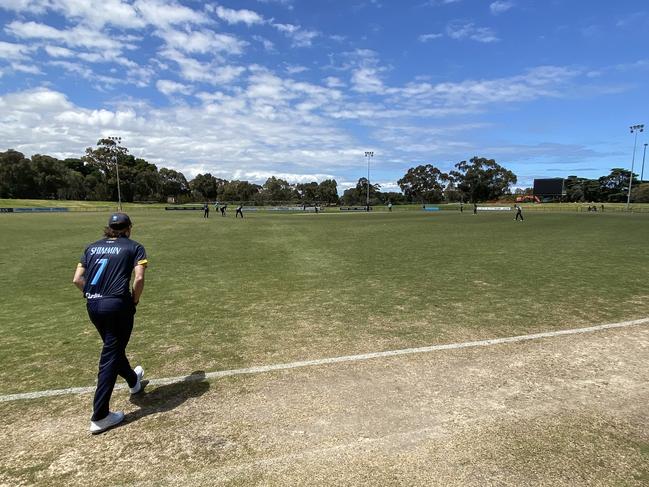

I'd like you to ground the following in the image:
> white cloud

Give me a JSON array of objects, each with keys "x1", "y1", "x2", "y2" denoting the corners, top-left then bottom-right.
[
  {"x1": 159, "y1": 49, "x2": 246, "y2": 84},
  {"x1": 273, "y1": 23, "x2": 319, "y2": 47},
  {"x1": 285, "y1": 64, "x2": 308, "y2": 75},
  {"x1": 155, "y1": 28, "x2": 247, "y2": 55},
  {"x1": 0, "y1": 40, "x2": 31, "y2": 60},
  {"x1": 351, "y1": 66, "x2": 387, "y2": 94},
  {"x1": 419, "y1": 33, "x2": 443, "y2": 42},
  {"x1": 156, "y1": 79, "x2": 193, "y2": 96},
  {"x1": 446, "y1": 22, "x2": 499, "y2": 43},
  {"x1": 211, "y1": 5, "x2": 264, "y2": 26},
  {"x1": 490, "y1": 1, "x2": 513, "y2": 15},
  {"x1": 235, "y1": 171, "x2": 336, "y2": 184},
  {"x1": 253, "y1": 35, "x2": 275, "y2": 51},
  {"x1": 423, "y1": 0, "x2": 462, "y2": 5},
  {"x1": 0, "y1": 0, "x2": 144, "y2": 28},
  {"x1": 616, "y1": 11, "x2": 648, "y2": 28},
  {"x1": 324, "y1": 76, "x2": 345, "y2": 88},
  {"x1": 399, "y1": 65, "x2": 580, "y2": 108},
  {"x1": 44, "y1": 45, "x2": 75, "y2": 58},
  {"x1": 6, "y1": 20, "x2": 130, "y2": 51},
  {"x1": 49, "y1": 60, "x2": 124, "y2": 87},
  {"x1": 133, "y1": 0, "x2": 209, "y2": 28},
  {"x1": 10, "y1": 62, "x2": 42, "y2": 74},
  {"x1": 256, "y1": 0, "x2": 294, "y2": 9}
]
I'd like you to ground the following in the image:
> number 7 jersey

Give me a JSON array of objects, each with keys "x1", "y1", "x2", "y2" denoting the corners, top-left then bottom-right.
[{"x1": 79, "y1": 237, "x2": 148, "y2": 300}]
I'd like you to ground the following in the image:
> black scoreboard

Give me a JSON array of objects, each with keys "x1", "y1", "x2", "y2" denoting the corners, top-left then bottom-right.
[{"x1": 533, "y1": 178, "x2": 565, "y2": 196}]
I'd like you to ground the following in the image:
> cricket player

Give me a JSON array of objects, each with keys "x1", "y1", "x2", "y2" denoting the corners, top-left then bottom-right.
[
  {"x1": 514, "y1": 204, "x2": 524, "y2": 221},
  {"x1": 72, "y1": 213, "x2": 148, "y2": 434},
  {"x1": 235, "y1": 204, "x2": 244, "y2": 218}
]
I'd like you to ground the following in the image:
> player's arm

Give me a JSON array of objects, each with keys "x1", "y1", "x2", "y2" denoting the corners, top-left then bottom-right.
[
  {"x1": 132, "y1": 263, "x2": 146, "y2": 305},
  {"x1": 72, "y1": 264, "x2": 86, "y2": 293}
]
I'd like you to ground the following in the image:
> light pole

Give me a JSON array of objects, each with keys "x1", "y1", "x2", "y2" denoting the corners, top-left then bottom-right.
[
  {"x1": 627, "y1": 125, "x2": 644, "y2": 210},
  {"x1": 641, "y1": 143, "x2": 648, "y2": 183},
  {"x1": 108, "y1": 136, "x2": 123, "y2": 211},
  {"x1": 364, "y1": 151, "x2": 373, "y2": 211}
]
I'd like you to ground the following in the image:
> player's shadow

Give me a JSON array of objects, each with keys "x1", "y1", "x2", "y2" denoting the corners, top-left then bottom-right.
[{"x1": 124, "y1": 370, "x2": 210, "y2": 423}]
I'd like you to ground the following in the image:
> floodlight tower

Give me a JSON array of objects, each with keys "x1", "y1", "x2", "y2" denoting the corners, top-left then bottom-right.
[
  {"x1": 627, "y1": 124, "x2": 644, "y2": 210},
  {"x1": 108, "y1": 136, "x2": 123, "y2": 211},
  {"x1": 364, "y1": 151, "x2": 373, "y2": 211},
  {"x1": 641, "y1": 143, "x2": 648, "y2": 183}
]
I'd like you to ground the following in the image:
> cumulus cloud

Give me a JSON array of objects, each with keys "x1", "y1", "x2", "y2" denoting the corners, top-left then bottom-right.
[
  {"x1": 156, "y1": 79, "x2": 193, "y2": 96},
  {"x1": 6, "y1": 20, "x2": 131, "y2": 51},
  {"x1": 490, "y1": 1, "x2": 514, "y2": 15},
  {"x1": 155, "y1": 28, "x2": 247, "y2": 55},
  {"x1": 159, "y1": 48, "x2": 246, "y2": 84},
  {"x1": 0, "y1": 40, "x2": 31, "y2": 60},
  {"x1": 43, "y1": 45, "x2": 75, "y2": 58},
  {"x1": 134, "y1": 0, "x2": 209, "y2": 28},
  {"x1": 210, "y1": 5, "x2": 265, "y2": 26}
]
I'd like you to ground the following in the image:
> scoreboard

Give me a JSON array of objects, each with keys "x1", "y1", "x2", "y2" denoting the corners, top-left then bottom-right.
[{"x1": 533, "y1": 178, "x2": 565, "y2": 196}]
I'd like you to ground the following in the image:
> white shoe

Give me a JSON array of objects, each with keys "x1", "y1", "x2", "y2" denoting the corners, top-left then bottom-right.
[
  {"x1": 89, "y1": 411, "x2": 124, "y2": 434},
  {"x1": 130, "y1": 365, "x2": 144, "y2": 394}
]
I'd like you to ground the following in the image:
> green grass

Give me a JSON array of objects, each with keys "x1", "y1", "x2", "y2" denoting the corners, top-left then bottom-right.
[{"x1": 0, "y1": 209, "x2": 648, "y2": 394}]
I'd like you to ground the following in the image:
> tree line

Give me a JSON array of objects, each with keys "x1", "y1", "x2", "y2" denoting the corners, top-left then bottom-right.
[{"x1": 1, "y1": 139, "x2": 646, "y2": 204}]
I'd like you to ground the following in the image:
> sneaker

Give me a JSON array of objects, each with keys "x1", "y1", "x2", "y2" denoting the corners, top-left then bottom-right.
[
  {"x1": 130, "y1": 365, "x2": 145, "y2": 394},
  {"x1": 89, "y1": 411, "x2": 124, "y2": 434}
]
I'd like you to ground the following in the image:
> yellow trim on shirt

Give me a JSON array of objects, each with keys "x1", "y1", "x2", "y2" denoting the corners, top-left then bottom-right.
[{"x1": 137, "y1": 259, "x2": 149, "y2": 267}]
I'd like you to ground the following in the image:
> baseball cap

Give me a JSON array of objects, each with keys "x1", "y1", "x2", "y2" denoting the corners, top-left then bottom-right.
[{"x1": 108, "y1": 212, "x2": 132, "y2": 230}]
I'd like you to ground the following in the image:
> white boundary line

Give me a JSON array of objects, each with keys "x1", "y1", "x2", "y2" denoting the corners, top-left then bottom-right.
[{"x1": 2, "y1": 317, "x2": 648, "y2": 403}]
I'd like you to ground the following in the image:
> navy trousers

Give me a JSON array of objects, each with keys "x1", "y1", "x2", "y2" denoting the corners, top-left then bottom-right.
[{"x1": 87, "y1": 298, "x2": 137, "y2": 421}]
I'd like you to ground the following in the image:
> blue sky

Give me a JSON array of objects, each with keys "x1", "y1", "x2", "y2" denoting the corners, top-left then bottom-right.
[{"x1": 0, "y1": 0, "x2": 647, "y2": 191}]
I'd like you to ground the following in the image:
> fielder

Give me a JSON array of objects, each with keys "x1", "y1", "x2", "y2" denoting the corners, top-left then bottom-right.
[{"x1": 73, "y1": 213, "x2": 148, "y2": 434}]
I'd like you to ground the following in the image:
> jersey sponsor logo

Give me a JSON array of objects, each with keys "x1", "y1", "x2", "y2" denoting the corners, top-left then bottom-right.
[
  {"x1": 85, "y1": 292, "x2": 103, "y2": 299},
  {"x1": 90, "y1": 246, "x2": 121, "y2": 255}
]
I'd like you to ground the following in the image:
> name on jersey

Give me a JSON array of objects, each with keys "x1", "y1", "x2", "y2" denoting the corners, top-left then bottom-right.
[{"x1": 90, "y1": 247, "x2": 121, "y2": 255}]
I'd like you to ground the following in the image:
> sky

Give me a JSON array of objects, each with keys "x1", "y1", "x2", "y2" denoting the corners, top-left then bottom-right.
[{"x1": 0, "y1": 0, "x2": 648, "y2": 192}]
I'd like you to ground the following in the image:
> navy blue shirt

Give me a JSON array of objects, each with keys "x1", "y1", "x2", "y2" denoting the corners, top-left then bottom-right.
[{"x1": 79, "y1": 237, "x2": 148, "y2": 300}]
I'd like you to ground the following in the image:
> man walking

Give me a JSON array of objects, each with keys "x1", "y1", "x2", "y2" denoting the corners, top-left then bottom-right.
[
  {"x1": 514, "y1": 204, "x2": 524, "y2": 221},
  {"x1": 203, "y1": 202, "x2": 209, "y2": 218},
  {"x1": 72, "y1": 213, "x2": 148, "y2": 434}
]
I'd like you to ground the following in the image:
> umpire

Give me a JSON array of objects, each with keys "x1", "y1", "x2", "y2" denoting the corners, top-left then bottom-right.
[{"x1": 72, "y1": 213, "x2": 148, "y2": 434}]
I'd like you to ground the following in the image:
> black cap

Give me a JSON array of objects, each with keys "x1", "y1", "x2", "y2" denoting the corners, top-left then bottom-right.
[{"x1": 108, "y1": 212, "x2": 132, "y2": 230}]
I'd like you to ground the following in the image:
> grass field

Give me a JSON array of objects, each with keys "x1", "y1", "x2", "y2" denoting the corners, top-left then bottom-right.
[
  {"x1": 0, "y1": 208, "x2": 648, "y2": 395},
  {"x1": 1, "y1": 206, "x2": 649, "y2": 486}
]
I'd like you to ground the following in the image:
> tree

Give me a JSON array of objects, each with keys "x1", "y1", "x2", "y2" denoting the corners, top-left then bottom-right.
[
  {"x1": 219, "y1": 180, "x2": 261, "y2": 202},
  {"x1": 31, "y1": 154, "x2": 71, "y2": 199},
  {"x1": 190, "y1": 173, "x2": 223, "y2": 199},
  {"x1": 450, "y1": 157, "x2": 517, "y2": 202},
  {"x1": 317, "y1": 179, "x2": 339, "y2": 205},
  {"x1": 83, "y1": 138, "x2": 130, "y2": 201},
  {"x1": 261, "y1": 176, "x2": 296, "y2": 203},
  {"x1": 295, "y1": 182, "x2": 319, "y2": 203},
  {"x1": 631, "y1": 183, "x2": 649, "y2": 203},
  {"x1": 397, "y1": 164, "x2": 449, "y2": 203},
  {"x1": 340, "y1": 177, "x2": 381, "y2": 206},
  {"x1": 159, "y1": 168, "x2": 189, "y2": 200},
  {"x1": 599, "y1": 168, "x2": 638, "y2": 202},
  {"x1": 0, "y1": 150, "x2": 37, "y2": 198}
]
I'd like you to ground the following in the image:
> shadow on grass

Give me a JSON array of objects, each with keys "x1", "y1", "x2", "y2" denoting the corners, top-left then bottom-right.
[{"x1": 124, "y1": 370, "x2": 210, "y2": 424}]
